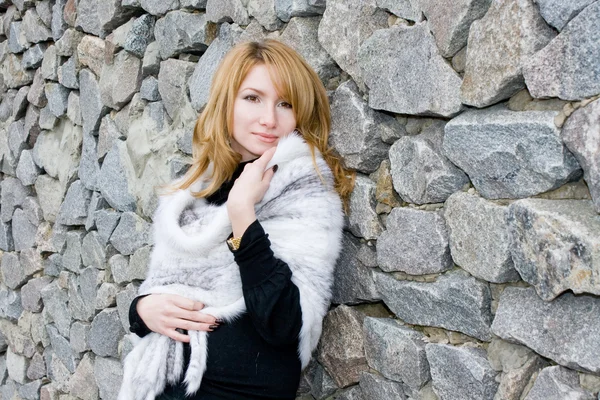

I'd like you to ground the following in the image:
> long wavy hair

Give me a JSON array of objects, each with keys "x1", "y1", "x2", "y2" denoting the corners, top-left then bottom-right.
[{"x1": 172, "y1": 39, "x2": 355, "y2": 204}]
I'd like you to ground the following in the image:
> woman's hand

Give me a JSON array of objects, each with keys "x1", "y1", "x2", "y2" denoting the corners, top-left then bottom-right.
[
  {"x1": 136, "y1": 294, "x2": 219, "y2": 342},
  {"x1": 227, "y1": 147, "x2": 277, "y2": 237}
]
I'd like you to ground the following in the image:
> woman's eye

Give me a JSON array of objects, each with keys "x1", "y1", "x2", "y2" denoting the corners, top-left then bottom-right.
[
  {"x1": 279, "y1": 102, "x2": 292, "y2": 109},
  {"x1": 244, "y1": 95, "x2": 259, "y2": 102}
]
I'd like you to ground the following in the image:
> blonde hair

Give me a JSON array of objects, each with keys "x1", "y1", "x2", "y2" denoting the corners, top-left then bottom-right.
[{"x1": 174, "y1": 39, "x2": 355, "y2": 204}]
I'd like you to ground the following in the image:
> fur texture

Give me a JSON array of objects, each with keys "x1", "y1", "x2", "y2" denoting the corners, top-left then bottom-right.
[{"x1": 118, "y1": 134, "x2": 344, "y2": 400}]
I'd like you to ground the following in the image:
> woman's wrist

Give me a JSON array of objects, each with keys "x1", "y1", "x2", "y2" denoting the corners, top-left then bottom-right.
[{"x1": 230, "y1": 208, "x2": 257, "y2": 238}]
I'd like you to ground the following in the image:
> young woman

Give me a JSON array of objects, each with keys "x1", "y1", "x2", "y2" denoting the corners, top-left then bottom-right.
[{"x1": 118, "y1": 40, "x2": 354, "y2": 400}]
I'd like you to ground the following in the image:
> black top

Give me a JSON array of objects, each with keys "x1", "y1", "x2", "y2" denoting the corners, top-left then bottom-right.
[{"x1": 128, "y1": 161, "x2": 304, "y2": 400}]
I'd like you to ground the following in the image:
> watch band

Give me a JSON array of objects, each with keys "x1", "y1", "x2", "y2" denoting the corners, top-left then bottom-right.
[{"x1": 227, "y1": 236, "x2": 242, "y2": 251}]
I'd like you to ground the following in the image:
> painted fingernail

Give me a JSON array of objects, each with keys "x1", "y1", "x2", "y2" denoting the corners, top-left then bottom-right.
[
  {"x1": 215, "y1": 319, "x2": 224, "y2": 324},
  {"x1": 273, "y1": 164, "x2": 278, "y2": 173},
  {"x1": 209, "y1": 324, "x2": 219, "y2": 330}
]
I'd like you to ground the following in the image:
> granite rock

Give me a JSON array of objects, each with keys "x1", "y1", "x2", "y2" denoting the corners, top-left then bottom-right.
[
  {"x1": 116, "y1": 283, "x2": 138, "y2": 331},
  {"x1": 460, "y1": 0, "x2": 556, "y2": 108},
  {"x1": 68, "y1": 352, "x2": 99, "y2": 400},
  {"x1": 142, "y1": 41, "x2": 161, "y2": 77},
  {"x1": 358, "y1": 372, "x2": 407, "y2": 400},
  {"x1": 98, "y1": 116, "x2": 123, "y2": 160},
  {"x1": 158, "y1": 58, "x2": 196, "y2": 120},
  {"x1": 562, "y1": 99, "x2": 600, "y2": 212},
  {"x1": 6, "y1": 347, "x2": 29, "y2": 384},
  {"x1": 1, "y1": 54, "x2": 35, "y2": 88},
  {"x1": 444, "y1": 192, "x2": 520, "y2": 283},
  {"x1": 308, "y1": 362, "x2": 339, "y2": 399},
  {"x1": 58, "y1": 55, "x2": 80, "y2": 90},
  {"x1": 154, "y1": 10, "x2": 217, "y2": 60},
  {"x1": 375, "y1": 270, "x2": 493, "y2": 341},
  {"x1": 275, "y1": 0, "x2": 324, "y2": 22},
  {"x1": 16, "y1": 149, "x2": 42, "y2": 186},
  {"x1": 46, "y1": 324, "x2": 77, "y2": 373},
  {"x1": 524, "y1": 366, "x2": 594, "y2": 400},
  {"x1": 51, "y1": 0, "x2": 68, "y2": 40},
  {"x1": 426, "y1": 344, "x2": 498, "y2": 400},
  {"x1": 78, "y1": 128, "x2": 101, "y2": 190},
  {"x1": 76, "y1": 0, "x2": 136, "y2": 38},
  {"x1": 63, "y1": 230, "x2": 85, "y2": 272},
  {"x1": 12, "y1": 208, "x2": 37, "y2": 250},
  {"x1": 124, "y1": 14, "x2": 155, "y2": 58},
  {"x1": 81, "y1": 231, "x2": 106, "y2": 270},
  {"x1": 8, "y1": 21, "x2": 28, "y2": 54},
  {"x1": 533, "y1": 0, "x2": 596, "y2": 31},
  {"x1": 33, "y1": 119, "x2": 82, "y2": 186},
  {"x1": 34, "y1": 174, "x2": 66, "y2": 222},
  {"x1": 94, "y1": 356, "x2": 123, "y2": 400},
  {"x1": 206, "y1": 0, "x2": 249, "y2": 25},
  {"x1": 21, "y1": 276, "x2": 52, "y2": 312},
  {"x1": 77, "y1": 36, "x2": 105, "y2": 77},
  {"x1": 27, "y1": 69, "x2": 47, "y2": 107},
  {"x1": 1, "y1": 253, "x2": 26, "y2": 290},
  {"x1": 8, "y1": 119, "x2": 27, "y2": 159},
  {"x1": 443, "y1": 105, "x2": 582, "y2": 199},
  {"x1": 328, "y1": 80, "x2": 392, "y2": 173},
  {"x1": 99, "y1": 50, "x2": 142, "y2": 110},
  {"x1": 67, "y1": 91, "x2": 83, "y2": 125},
  {"x1": 507, "y1": 199, "x2": 600, "y2": 300},
  {"x1": 56, "y1": 180, "x2": 93, "y2": 226},
  {"x1": 377, "y1": 207, "x2": 452, "y2": 275},
  {"x1": 109, "y1": 254, "x2": 131, "y2": 285},
  {"x1": 140, "y1": 0, "x2": 180, "y2": 16},
  {"x1": 68, "y1": 266, "x2": 100, "y2": 321},
  {"x1": 359, "y1": 23, "x2": 464, "y2": 117},
  {"x1": 0, "y1": 220, "x2": 14, "y2": 251},
  {"x1": 80, "y1": 69, "x2": 110, "y2": 133},
  {"x1": 376, "y1": 0, "x2": 421, "y2": 21},
  {"x1": 247, "y1": 0, "x2": 282, "y2": 31},
  {"x1": 89, "y1": 308, "x2": 125, "y2": 357},
  {"x1": 97, "y1": 141, "x2": 137, "y2": 212},
  {"x1": 181, "y1": 0, "x2": 208, "y2": 9},
  {"x1": 27, "y1": 352, "x2": 46, "y2": 380},
  {"x1": 348, "y1": 175, "x2": 383, "y2": 240},
  {"x1": 1, "y1": 176, "x2": 32, "y2": 222},
  {"x1": 70, "y1": 321, "x2": 91, "y2": 353},
  {"x1": 41, "y1": 45, "x2": 61, "y2": 81},
  {"x1": 492, "y1": 287, "x2": 600, "y2": 374},
  {"x1": 22, "y1": 43, "x2": 47, "y2": 69},
  {"x1": 318, "y1": 0, "x2": 387, "y2": 89},
  {"x1": 40, "y1": 281, "x2": 70, "y2": 336},
  {"x1": 22, "y1": 9, "x2": 53, "y2": 43},
  {"x1": 0, "y1": 286, "x2": 23, "y2": 321},
  {"x1": 140, "y1": 76, "x2": 160, "y2": 101},
  {"x1": 45, "y1": 82, "x2": 70, "y2": 117},
  {"x1": 363, "y1": 317, "x2": 430, "y2": 389},
  {"x1": 109, "y1": 211, "x2": 152, "y2": 255},
  {"x1": 12, "y1": 86, "x2": 30, "y2": 120}
]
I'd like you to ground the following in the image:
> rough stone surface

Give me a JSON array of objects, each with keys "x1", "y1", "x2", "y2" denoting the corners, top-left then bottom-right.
[
  {"x1": 524, "y1": 366, "x2": 594, "y2": 400},
  {"x1": 116, "y1": 283, "x2": 138, "y2": 331},
  {"x1": 45, "y1": 82, "x2": 70, "y2": 117},
  {"x1": 140, "y1": 76, "x2": 160, "y2": 101},
  {"x1": 443, "y1": 105, "x2": 581, "y2": 199},
  {"x1": 420, "y1": 0, "x2": 491, "y2": 57},
  {"x1": 81, "y1": 231, "x2": 107, "y2": 269},
  {"x1": 534, "y1": 0, "x2": 596, "y2": 31},
  {"x1": 56, "y1": 180, "x2": 92, "y2": 226},
  {"x1": 89, "y1": 308, "x2": 125, "y2": 357},
  {"x1": 507, "y1": 199, "x2": 600, "y2": 300},
  {"x1": 55, "y1": 28, "x2": 84, "y2": 57},
  {"x1": 189, "y1": 22, "x2": 241, "y2": 111},
  {"x1": 41, "y1": 45, "x2": 60, "y2": 81},
  {"x1": 142, "y1": 40, "x2": 161, "y2": 77},
  {"x1": 1, "y1": 177, "x2": 32, "y2": 223},
  {"x1": 359, "y1": 372, "x2": 407, "y2": 400},
  {"x1": 375, "y1": 270, "x2": 493, "y2": 341},
  {"x1": 318, "y1": 305, "x2": 368, "y2": 388},
  {"x1": 206, "y1": 0, "x2": 249, "y2": 25},
  {"x1": 8, "y1": 21, "x2": 28, "y2": 54},
  {"x1": 77, "y1": 36, "x2": 105, "y2": 77},
  {"x1": 99, "y1": 50, "x2": 142, "y2": 110},
  {"x1": 444, "y1": 192, "x2": 520, "y2": 283},
  {"x1": 389, "y1": 120, "x2": 469, "y2": 204},
  {"x1": 364, "y1": 317, "x2": 430, "y2": 389},
  {"x1": 63, "y1": 231, "x2": 85, "y2": 273},
  {"x1": 154, "y1": 10, "x2": 217, "y2": 60},
  {"x1": 0, "y1": 220, "x2": 14, "y2": 251},
  {"x1": 1, "y1": 253, "x2": 26, "y2": 290},
  {"x1": 98, "y1": 116, "x2": 123, "y2": 160},
  {"x1": 426, "y1": 344, "x2": 498, "y2": 400},
  {"x1": 34, "y1": 175, "x2": 66, "y2": 222},
  {"x1": 33, "y1": 119, "x2": 82, "y2": 186},
  {"x1": 23, "y1": 43, "x2": 47, "y2": 69},
  {"x1": 27, "y1": 352, "x2": 46, "y2": 380},
  {"x1": 21, "y1": 276, "x2": 52, "y2": 312},
  {"x1": 16, "y1": 149, "x2": 42, "y2": 186},
  {"x1": 492, "y1": 286, "x2": 600, "y2": 374},
  {"x1": 524, "y1": 2, "x2": 600, "y2": 101},
  {"x1": 348, "y1": 175, "x2": 383, "y2": 240},
  {"x1": 97, "y1": 141, "x2": 137, "y2": 212},
  {"x1": 377, "y1": 207, "x2": 452, "y2": 275},
  {"x1": 69, "y1": 321, "x2": 91, "y2": 353},
  {"x1": 376, "y1": 0, "x2": 421, "y2": 21},
  {"x1": 329, "y1": 80, "x2": 393, "y2": 173},
  {"x1": 318, "y1": 0, "x2": 388, "y2": 89},
  {"x1": 140, "y1": 0, "x2": 179, "y2": 16},
  {"x1": 27, "y1": 69, "x2": 47, "y2": 107},
  {"x1": 68, "y1": 352, "x2": 99, "y2": 400},
  {"x1": 2, "y1": 54, "x2": 35, "y2": 88},
  {"x1": 331, "y1": 232, "x2": 379, "y2": 305},
  {"x1": 6, "y1": 347, "x2": 28, "y2": 384},
  {"x1": 76, "y1": 0, "x2": 136, "y2": 38},
  {"x1": 94, "y1": 356, "x2": 123, "y2": 400},
  {"x1": 460, "y1": 0, "x2": 556, "y2": 108},
  {"x1": 79, "y1": 129, "x2": 101, "y2": 190},
  {"x1": 80, "y1": 69, "x2": 109, "y2": 133},
  {"x1": 51, "y1": 0, "x2": 68, "y2": 40},
  {"x1": 67, "y1": 91, "x2": 82, "y2": 126},
  {"x1": 58, "y1": 56, "x2": 80, "y2": 90},
  {"x1": 123, "y1": 14, "x2": 154, "y2": 58},
  {"x1": 46, "y1": 324, "x2": 77, "y2": 373},
  {"x1": 109, "y1": 211, "x2": 152, "y2": 255},
  {"x1": 69, "y1": 266, "x2": 100, "y2": 321},
  {"x1": 158, "y1": 58, "x2": 196, "y2": 120},
  {"x1": 275, "y1": 0, "x2": 324, "y2": 22},
  {"x1": 12, "y1": 208, "x2": 37, "y2": 250},
  {"x1": 562, "y1": 99, "x2": 600, "y2": 212},
  {"x1": 0, "y1": 286, "x2": 23, "y2": 321},
  {"x1": 247, "y1": 0, "x2": 282, "y2": 30},
  {"x1": 22, "y1": 9, "x2": 53, "y2": 43}
]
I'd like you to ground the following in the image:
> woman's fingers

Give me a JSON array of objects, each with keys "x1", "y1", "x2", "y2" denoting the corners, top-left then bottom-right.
[{"x1": 171, "y1": 307, "x2": 217, "y2": 325}]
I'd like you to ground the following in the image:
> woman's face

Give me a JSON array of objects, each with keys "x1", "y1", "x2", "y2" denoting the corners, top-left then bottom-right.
[{"x1": 231, "y1": 64, "x2": 297, "y2": 161}]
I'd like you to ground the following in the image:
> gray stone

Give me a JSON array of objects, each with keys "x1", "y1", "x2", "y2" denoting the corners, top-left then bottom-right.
[
  {"x1": 359, "y1": 23, "x2": 464, "y2": 117},
  {"x1": 124, "y1": 14, "x2": 155, "y2": 58},
  {"x1": 22, "y1": 9, "x2": 52, "y2": 43},
  {"x1": 109, "y1": 212, "x2": 152, "y2": 255},
  {"x1": 51, "y1": 0, "x2": 68, "y2": 40},
  {"x1": 12, "y1": 209, "x2": 37, "y2": 250},
  {"x1": 58, "y1": 56, "x2": 80, "y2": 90},
  {"x1": 507, "y1": 199, "x2": 600, "y2": 300},
  {"x1": 16, "y1": 149, "x2": 42, "y2": 186},
  {"x1": 45, "y1": 82, "x2": 70, "y2": 117},
  {"x1": 0, "y1": 220, "x2": 14, "y2": 251},
  {"x1": 364, "y1": 317, "x2": 430, "y2": 389},
  {"x1": 12, "y1": 87, "x2": 30, "y2": 120},
  {"x1": 81, "y1": 231, "x2": 106, "y2": 269},
  {"x1": 181, "y1": 0, "x2": 208, "y2": 9},
  {"x1": 76, "y1": 0, "x2": 136, "y2": 38},
  {"x1": 318, "y1": 305, "x2": 368, "y2": 388},
  {"x1": 68, "y1": 352, "x2": 99, "y2": 400},
  {"x1": 33, "y1": 119, "x2": 82, "y2": 186},
  {"x1": 348, "y1": 175, "x2": 383, "y2": 240},
  {"x1": 70, "y1": 321, "x2": 91, "y2": 353},
  {"x1": 36, "y1": 1, "x2": 53, "y2": 27},
  {"x1": 18, "y1": 380, "x2": 43, "y2": 399},
  {"x1": 375, "y1": 270, "x2": 493, "y2": 341},
  {"x1": 0, "y1": 90, "x2": 18, "y2": 124},
  {"x1": 154, "y1": 10, "x2": 217, "y2": 60},
  {"x1": 6, "y1": 347, "x2": 28, "y2": 384},
  {"x1": 376, "y1": 0, "x2": 421, "y2": 21},
  {"x1": 308, "y1": 363, "x2": 338, "y2": 399},
  {"x1": 158, "y1": 58, "x2": 196, "y2": 120},
  {"x1": 8, "y1": 21, "x2": 28, "y2": 54},
  {"x1": 22, "y1": 43, "x2": 46, "y2": 69},
  {"x1": 96, "y1": 283, "x2": 118, "y2": 310},
  {"x1": 45, "y1": 253, "x2": 64, "y2": 277},
  {"x1": 129, "y1": 245, "x2": 151, "y2": 280},
  {"x1": 99, "y1": 50, "x2": 142, "y2": 110},
  {"x1": 377, "y1": 207, "x2": 452, "y2": 275},
  {"x1": 97, "y1": 141, "x2": 137, "y2": 212},
  {"x1": 389, "y1": 120, "x2": 469, "y2": 204},
  {"x1": 80, "y1": 69, "x2": 110, "y2": 133},
  {"x1": 0, "y1": 286, "x2": 23, "y2": 321},
  {"x1": 358, "y1": 372, "x2": 407, "y2": 400},
  {"x1": 142, "y1": 41, "x2": 160, "y2": 77},
  {"x1": 89, "y1": 308, "x2": 125, "y2": 357},
  {"x1": 524, "y1": 366, "x2": 594, "y2": 400},
  {"x1": 46, "y1": 324, "x2": 77, "y2": 373},
  {"x1": 97, "y1": 116, "x2": 123, "y2": 161},
  {"x1": 94, "y1": 356, "x2": 123, "y2": 400},
  {"x1": 492, "y1": 287, "x2": 600, "y2": 374},
  {"x1": 21, "y1": 276, "x2": 52, "y2": 312},
  {"x1": 420, "y1": 0, "x2": 491, "y2": 57},
  {"x1": 24, "y1": 104, "x2": 42, "y2": 144},
  {"x1": 318, "y1": 0, "x2": 388, "y2": 91},
  {"x1": 139, "y1": 76, "x2": 160, "y2": 101},
  {"x1": 562, "y1": 99, "x2": 600, "y2": 212},
  {"x1": 85, "y1": 191, "x2": 109, "y2": 231},
  {"x1": 27, "y1": 352, "x2": 46, "y2": 380},
  {"x1": 332, "y1": 233, "x2": 379, "y2": 305},
  {"x1": 63, "y1": 230, "x2": 85, "y2": 272},
  {"x1": 1, "y1": 253, "x2": 26, "y2": 290},
  {"x1": 79, "y1": 129, "x2": 101, "y2": 191},
  {"x1": 247, "y1": 0, "x2": 283, "y2": 31},
  {"x1": 426, "y1": 344, "x2": 498, "y2": 400},
  {"x1": 443, "y1": 106, "x2": 582, "y2": 199},
  {"x1": 188, "y1": 23, "x2": 240, "y2": 111},
  {"x1": 20, "y1": 247, "x2": 44, "y2": 276},
  {"x1": 77, "y1": 36, "x2": 105, "y2": 77},
  {"x1": 34, "y1": 175, "x2": 66, "y2": 222},
  {"x1": 275, "y1": 0, "x2": 324, "y2": 22},
  {"x1": 444, "y1": 192, "x2": 520, "y2": 283},
  {"x1": 8, "y1": 120, "x2": 27, "y2": 160},
  {"x1": 109, "y1": 254, "x2": 131, "y2": 285},
  {"x1": 69, "y1": 266, "x2": 100, "y2": 321},
  {"x1": 177, "y1": 127, "x2": 194, "y2": 155},
  {"x1": 534, "y1": 0, "x2": 596, "y2": 31},
  {"x1": 2, "y1": 53, "x2": 35, "y2": 88},
  {"x1": 206, "y1": 0, "x2": 249, "y2": 25},
  {"x1": 1, "y1": 176, "x2": 32, "y2": 222},
  {"x1": 460, "y1": 0, "x2": 556, "y2": 108},
  {"x1": 67, "y1": 91, "x2": 82, "y2": 126},
  {"x1": 524, "y1": 2, "x2": 600, "y2": 101},
  {"x1": 46, "y1": 349, "x2": 72, "y2": 392},
  {"x1": 116, "y1": 283, "x2": 138, "y2": 332},
  {"x1": 141, "y1": 0, "x2": 180, "y2": 16},
  {"x1": 41, "y1": 45, "x2": 60, "y2": 81},
  {"x1": 56, "y1": 180, "x2": 93, "y2": 226},
  {"x1": 27, "y1": 69, "x2": 46, "y2": 107}
]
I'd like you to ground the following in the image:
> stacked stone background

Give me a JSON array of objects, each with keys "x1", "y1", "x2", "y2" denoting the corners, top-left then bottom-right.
[{"x1": 0, "y1": 0, "x2": 599, "y2": 398}]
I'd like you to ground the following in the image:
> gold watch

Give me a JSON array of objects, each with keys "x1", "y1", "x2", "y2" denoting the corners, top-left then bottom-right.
[{"x1": 227, "y1": 236, "x2": 242, "y2": 251}]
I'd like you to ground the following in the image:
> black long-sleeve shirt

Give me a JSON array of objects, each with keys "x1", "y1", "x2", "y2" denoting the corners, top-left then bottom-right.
[{"x1": 128, "y1": 161, "x2": 304, "y2": 399}]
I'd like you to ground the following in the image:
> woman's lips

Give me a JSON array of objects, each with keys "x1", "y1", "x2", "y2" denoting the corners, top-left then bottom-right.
[{"x1": 254, "y1": 133, "x2": 278, "y2": 143}]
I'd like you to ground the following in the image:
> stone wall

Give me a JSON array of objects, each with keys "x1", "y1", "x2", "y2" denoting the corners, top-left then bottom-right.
[{"x1": 0, "y1": 0, "x2": 599, "y2": 399}]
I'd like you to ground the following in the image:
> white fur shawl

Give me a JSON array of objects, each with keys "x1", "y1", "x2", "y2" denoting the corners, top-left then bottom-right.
[{"x1": 118, "y1": 134, "x2": 344, "y2": 400}]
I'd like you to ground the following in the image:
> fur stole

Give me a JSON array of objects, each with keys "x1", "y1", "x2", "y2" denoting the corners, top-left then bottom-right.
[{"x1": 118, "y1": 134, "x2": 344, "y2": 400}]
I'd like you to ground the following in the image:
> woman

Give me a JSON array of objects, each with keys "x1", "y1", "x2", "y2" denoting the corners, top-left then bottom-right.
[{"x1": 118, "y1": 40, "x2": 354, "y2": 400}]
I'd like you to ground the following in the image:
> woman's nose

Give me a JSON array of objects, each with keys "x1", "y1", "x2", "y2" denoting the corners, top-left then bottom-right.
[{"x1": 259, "y1": 106, "x2": 277, "y2": 128}]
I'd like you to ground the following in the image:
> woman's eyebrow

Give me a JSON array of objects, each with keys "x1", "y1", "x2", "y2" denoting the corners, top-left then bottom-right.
[{"x1": 240, "y1": 87, "x2": 267, "y2": 95}]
